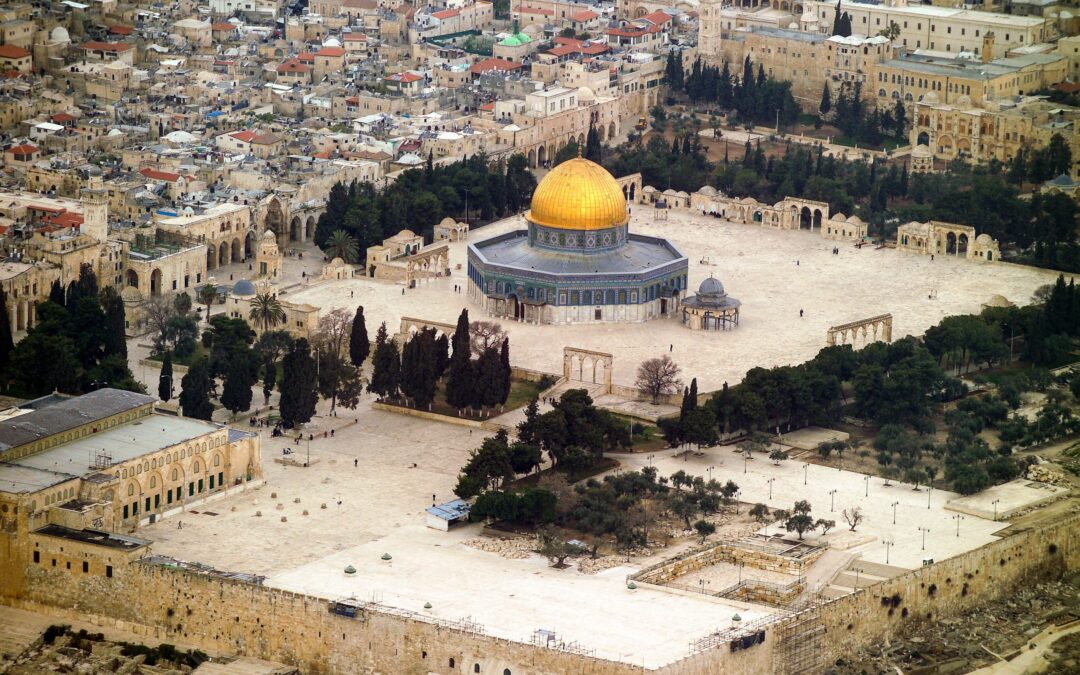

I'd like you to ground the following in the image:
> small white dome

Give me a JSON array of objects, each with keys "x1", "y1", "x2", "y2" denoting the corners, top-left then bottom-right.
[
  {"x1": 50, "y1": 26, "x2": 70, "y2": 44},
  {"x1": 323, "y1": 37, "x2": 341, "y2": 47}
]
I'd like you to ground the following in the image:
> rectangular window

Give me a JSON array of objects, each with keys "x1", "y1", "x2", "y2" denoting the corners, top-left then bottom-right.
[
  {"x1": 123, "y1": 504, "x2": 128, "y2": 519},
  {"x1": 189, "y1": 482, "x2": 194, "y2": 497},
  {"x1": 167, "y1": 490, "x2": 173, "y2": 505},
  {"x1": 145, "y1": 497, "x2": 151, "y2": 512},
  {"x1": 198, "y1": 479, "x2": 204, "y2": 493},
  {"x1": 218, "y1": 471, "x2": 224, "y2": 486},
  {"x1": 33, "y1": 551, "x2": 39, "y2": 563},
  {"x1": 209, "y1": 475, "x2": 215, "y2": 490},
  {"x1": 82, "y1": 561, "x2": 89, "y2": 573},
  {"x1": 106, "y1": 565, "x2": 113, "y2": 578}
]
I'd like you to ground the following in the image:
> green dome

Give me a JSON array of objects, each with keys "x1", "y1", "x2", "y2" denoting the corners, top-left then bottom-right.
[{"x1": 500, "y1": 32, "x2": 531, "y2": 46}]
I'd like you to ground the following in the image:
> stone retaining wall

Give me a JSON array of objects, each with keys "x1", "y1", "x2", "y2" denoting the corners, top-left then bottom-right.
[{"x1": 636, "y1": 540, "x2": 827, "y2": 585}]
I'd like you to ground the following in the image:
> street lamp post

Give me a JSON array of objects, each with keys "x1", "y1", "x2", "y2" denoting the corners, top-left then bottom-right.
[
  {"x1": 829, "y1": 489, "x2": 838, "y2": 512},
  {"x1": 853, "y1": 566, "x2": 863, "y2": 588},
  {"x1": 883, "y1": 539, "x2": 894, "y2": 564},
  {"x1": 953, "y1": 514, "x2": 964, "y2": 537},
  {"x1": 767, "y1": 478, "x2": 775, "y2": 500},
  {"x1": 803, "y1": 462, "x2": 808, "y2": 485},
  {"x1": 708, "y1": 465, "x2": 716, "y2": 481},
  {"x1": 647, "y1": 454, "x2": 655, "y2": 469},
  {"x1": 738, "y1": 562, "x2": 745, "y2": 584},
  {"x1": 919, "y1": 526, "x2": 930, "y2": 550},
  {"x1": 743, "y1": 452, "x2": 749, "y2": 474},
  {"x1": 891, "y1": 501, "x2": 899, "y2": 525},
  {"x1": 992, "y1": 499, "x2": 1001, "y2": 521},
  {"x1": 927, "y1": 485, "x2": 933, "y2": 510},
  {"x1": 864, "y1": 474, "x2": 869, "y2": 497}
]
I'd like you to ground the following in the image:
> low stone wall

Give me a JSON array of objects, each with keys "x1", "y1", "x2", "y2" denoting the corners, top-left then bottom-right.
[
  {"x1": 138, "y1": 358, "x2": 189, "y2": 375},
  {"x1": 636, "y1": 539, "x2": 827, "y2": 585},
  {"x1": 722, "y1": 579, "x2": 804, "y2": 607},
  {"x1": 371, "y1": 401, "x2": 488, "y2": 429}
]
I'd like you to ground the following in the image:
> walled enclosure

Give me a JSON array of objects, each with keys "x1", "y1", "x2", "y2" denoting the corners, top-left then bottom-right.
[{"x1": 3, "y1": 513, "x2": 1077, "y2": 674}]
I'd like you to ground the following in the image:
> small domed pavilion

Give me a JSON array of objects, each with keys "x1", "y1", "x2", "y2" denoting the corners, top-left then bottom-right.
[{"x1": 682, "y1": 277, "x2": 741, "y2": 331}]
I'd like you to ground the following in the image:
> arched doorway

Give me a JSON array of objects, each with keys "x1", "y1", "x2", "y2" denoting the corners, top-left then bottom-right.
[
  {"x1": 958, "y1": 233, "x2": 969, "y2": 255},
  {"x1": 125, "y1": 269, "x2": 139, "y2": 289},
  {"x1": 537, "y1": 145, "x2": 547, "y2": 167},
  {"x1": 150, "y1": 269, "x2": 162, "y2": 296},
  {"x1": 290, "y1": 217, "x2": 301, "y2": 242},
  {"x1": 264, "y1": 198, "x2": 286, "y2": 246},
  {"x1": 206, "y1": 244, "x2": 216, "y2": 270},
  {"x1": 218, "y1": 243, "x2": 228, "y2": 266},
  {"x1": 527, "y1": 149, "x2": 535, "y2": 167},
  {"x1": 800, "y1": 206, "x2": 813, "y2": 230},
  {"x1": 609, "y1": 122, "x2": 616, "y2": 140},
  {"x1": 305, "y1": 216, "x2": 316, "y2": 241},
  {"x1": 946, "y1": 231, "x2": 957, "y2": 254},
  {"x1": 507, "y1": 294, "x2": 524, "y2": 320},
  {"x1": 232, "y1": 238, "x2": 242, "y2": 262},
  {"x1": 813, "y1": 209, "x2": 823, "y2": 230},
  {"x1": 245, "y1": 230, "x2": 256, "y2": 258}
]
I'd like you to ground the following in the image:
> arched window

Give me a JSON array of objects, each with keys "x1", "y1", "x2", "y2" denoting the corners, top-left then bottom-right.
[
  {"x1": 194, "y1": 462, "x2": 200, "y2": 474},
  {"x1": 214, "y1": 454, "x2": 221, "y2": 467},
  {"x1": 449, "y1": 658, "x2": 456, "y2": 668},
  {"x1": 474, "y1": 664, "x2": 481, "y2": 673},
  {"x1": 150, "y1": 476, "x2": 157, "y2": 488},
  {"x1": 172, "y1": 468, "x2": 178, "y2": 481},
  {"x1": 128, "y1": 484, "x2": 135, "y2": 496}
]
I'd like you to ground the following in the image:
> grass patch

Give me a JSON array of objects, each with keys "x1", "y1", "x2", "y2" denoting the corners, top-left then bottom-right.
[
  {"x1": 510, "y1": 456, "x2": 619, "y2": 488},
  {"x1": 384, "y1": 377, "x2": 543, "y2": 420},
  {"x1": 147, "y1": 345, "x2": 208, "y2": 368}
]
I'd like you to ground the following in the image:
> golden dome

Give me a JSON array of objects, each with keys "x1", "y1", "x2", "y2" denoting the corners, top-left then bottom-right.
[{"x1": 527, "y1": 157, "x2": 628, "y2": 231}]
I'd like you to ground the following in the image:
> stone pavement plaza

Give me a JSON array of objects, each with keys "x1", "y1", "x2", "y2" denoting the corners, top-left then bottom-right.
[
  {"x1": 287, "y1": 209, "x2": 1069, "y2": 390},
  {"x1": 138, "y1": 396, "x2": 1021, "y2": 668}
]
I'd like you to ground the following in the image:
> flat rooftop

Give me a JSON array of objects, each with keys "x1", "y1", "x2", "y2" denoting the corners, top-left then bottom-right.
[
  {"x1": 14, "y1": 414, "x2": 220, "y2": 472},
  {"x1": 0, "y1": 388, "x2": 154, "y2": 452},
  {"x1": 34, "y1": 524, "x2": 149, "y2": 551}
]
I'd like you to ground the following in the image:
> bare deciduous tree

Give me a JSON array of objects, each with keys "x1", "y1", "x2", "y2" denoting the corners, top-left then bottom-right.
[
  {"x1": 842, "y1": 507, "x2": 865, "y2": 532},
  {"x1": 469, "y1": 320, "x2": 506, "y2": 357},
  {"x1": 144, "y1": 297, "x2": 176, "y2": 353},
  {"x1": 635, "y1": 355, "x2": 682, "y2": 404}
]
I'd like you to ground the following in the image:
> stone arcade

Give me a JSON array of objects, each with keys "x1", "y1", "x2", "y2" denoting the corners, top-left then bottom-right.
[{"x1": 467, "y1": 157, "x2": 689, "y2": 324}]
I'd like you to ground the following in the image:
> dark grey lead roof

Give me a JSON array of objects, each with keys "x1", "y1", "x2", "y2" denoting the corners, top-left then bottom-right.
[
  {"x1": 0, "y1": 388, "x2": 156, "y2": 452},
  {"x1": 469, "y1": 230, "x2": 686, "y2": 279}
]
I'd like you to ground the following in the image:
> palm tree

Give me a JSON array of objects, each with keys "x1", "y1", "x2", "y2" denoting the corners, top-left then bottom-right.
[
  {"x1": 197, "y1": 283, "x2": 218, "y2": 324},
  {"x1": 324, "y1": 229, "x2": 359, "y2": 263},
  {"x1": 249, "y1": 293, "x2": 286, "y2": 332}
]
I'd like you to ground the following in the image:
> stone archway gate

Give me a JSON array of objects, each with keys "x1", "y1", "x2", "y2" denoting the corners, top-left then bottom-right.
[
  {"x1": 826, "y1": 313, "x2": 893, "y2": 348},
  {"x1": 405, "y1": 244, "x2": 450, "y2": 287},
  {"x1": 398, "y1": 317, "x2": 457, "y2": 342},
  {"x1": 563, "y1": 347, "x2": 613, "y2": 393}
]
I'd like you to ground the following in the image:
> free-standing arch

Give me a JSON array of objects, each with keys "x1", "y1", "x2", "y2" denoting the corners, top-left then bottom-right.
[
  {"x1": 562, "y1": 347, "x2": 613, "y2": 393},
  {"x1": 826, "y1": 314, "x2": 893, "y2": 348}
]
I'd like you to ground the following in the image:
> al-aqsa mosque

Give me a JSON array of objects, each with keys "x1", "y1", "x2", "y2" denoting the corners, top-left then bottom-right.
[{"x1": 467, "y1": 157, "x2": 688, "y2": 324}]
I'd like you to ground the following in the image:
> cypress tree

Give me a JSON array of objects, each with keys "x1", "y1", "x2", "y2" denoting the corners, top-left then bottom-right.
[
  {"x1": 349, "y1": 305, "x2": 370, "y2": 367},
  {"x1": 0, "y1": 288, "x2": 13, "y2": 374},
  {"x1": 158, "y1": 351, "x2": 173, "y2": 402},
  {"x1": 280, "y1": 338, "x2": 318, "y2": 427},
  {"x1": 434, "y1": 333, "x2": 450, "y2": 379},
  {"x1": 100, "y1": 286, "x2": 127, "y2": 359},
  {"x1": 222, "y1": 354, "x2": 254, "y2": 415},
  {"x1": 367, "y1": 322, "x2": 401, "y2": 400},
  {"x1": 476, "y1": 347, "x2": 503, "y2": 412},
  {"x1": 499, "y1": 337, "x2": 511, "y2": 406},
  {"x1": 262, "y1": 352, "x2": 276, "y2": 404},
  {"x1": 179, "y1": 357, "x2": 214, "y2": 421},
  {"x1": 688, "y1": 378, "x2": 698, "y2": 411},
  {"x1": 819, "y1": 83, "x2": 832, "y2": 116},
  {"x1": 400, "y1": 329, "x2": 437, "y2": 409},
  {"x1": 49, "y1": 280, "x2": 65, "y2": 306},
  {"x1": 446, "y1": 309, "x2": 474, "y2": 411}
]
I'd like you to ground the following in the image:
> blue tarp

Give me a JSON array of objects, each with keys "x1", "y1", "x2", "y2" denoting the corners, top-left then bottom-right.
[{"x1": 426, "y1": 499, "x2": 471, "y2": 522}]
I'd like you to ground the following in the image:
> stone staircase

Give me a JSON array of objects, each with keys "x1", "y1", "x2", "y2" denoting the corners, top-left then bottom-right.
[{"x1": 820, "y1": 559, "x2": 908, "y2": 599}]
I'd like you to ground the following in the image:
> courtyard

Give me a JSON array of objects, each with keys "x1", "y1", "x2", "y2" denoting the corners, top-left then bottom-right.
[{"x1": 286, "y1": 208, "x2": 1067, "y2": 391}]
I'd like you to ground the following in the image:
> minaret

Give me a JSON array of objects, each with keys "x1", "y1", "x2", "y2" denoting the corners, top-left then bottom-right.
[{"x1": 80, "y1": 175, "x2": 109, "y2": 243}]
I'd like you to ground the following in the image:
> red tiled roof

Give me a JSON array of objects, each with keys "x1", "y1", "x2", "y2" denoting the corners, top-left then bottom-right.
[
  {"x1": 1053, "y1": 82, "x2": 1080, "y2": 93},
  {"x1": 640, "y1": 10, "x2": 673, "y2": 25},
  {"x1": 316, "y1": 46, "x2": 346, "y2": 57},
  {"x1": 81, "y1": 41, "x2": 134, "y2": 53},
  {"x1": 431, "y1": 8, "x2": 460, "y2": 19},
  {"x1": 6, "y1": 143, "x2": 39, "y2": 154},
  {"x1": 278, "y1": 60, "x2": 311, "y2": 73},
  {"x1": 385, "y1": 72, "x2": 423, "y2": 83},
  {"x1": 140, "y1": 167, "x2": 182, "y2": 182},
  {"x1": 230, "y1": 130, "x2": 258, "y2": 143},
  {"x1": 48, "y1": 212, "x2": 84, "y2": 228},
  {"x1": 109, "y1": 25, "x2": 134, "y2": 36},
  {"x1": 479, "y1": 102, "x2": 494, "y2": 111},
  {"x1": 212, "y1": 22, "x2": 237, "y2": 31},
  {"x1": 343, "y1": 33, "x2": 367, "y2": 41},
  {"x1": 312, "y1": 151, "x2": 333, "y2": 159},
  {"x1": 51, "y1": 113, "x2": 77, "y2": 123},
  {"x1": 0, "y1": 45, "x2": 31, "y2": 59},
  {"x1": 570, "y1": 10, "x2": 598, "y2": 21},
  {"x1": 470, "y1": 58, "x2": 522, "y2": 75}
]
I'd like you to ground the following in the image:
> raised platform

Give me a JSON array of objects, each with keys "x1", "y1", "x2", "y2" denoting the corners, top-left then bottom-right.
[
  {"x1": 946, "y1": 479, "x2": 1069, "y2": 520},
  {"x1": 781, "y1": 426, "x2": 850, "y2": 451}
]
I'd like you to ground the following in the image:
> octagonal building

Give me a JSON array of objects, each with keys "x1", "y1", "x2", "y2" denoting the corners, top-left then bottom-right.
[{"x1": 467, "y1": 157, "x2": 688, "y2": 324}]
